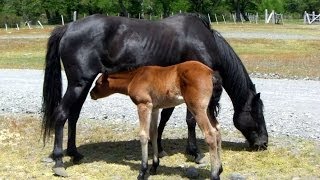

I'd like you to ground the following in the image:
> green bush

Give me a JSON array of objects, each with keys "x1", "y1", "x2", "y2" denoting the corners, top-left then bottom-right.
[{"x1": 0, "y1": 13, "x2": 22, "y2": 28}]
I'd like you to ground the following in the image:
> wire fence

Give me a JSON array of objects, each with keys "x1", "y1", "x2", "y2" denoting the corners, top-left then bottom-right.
[{"x1": 0, "y1": 10, "x2": 308, "y2": 30}]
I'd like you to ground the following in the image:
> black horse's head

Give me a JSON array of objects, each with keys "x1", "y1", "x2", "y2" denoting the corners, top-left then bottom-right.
[{"x1": 233, "y1": 92, "x2": 268, "y2": 150}]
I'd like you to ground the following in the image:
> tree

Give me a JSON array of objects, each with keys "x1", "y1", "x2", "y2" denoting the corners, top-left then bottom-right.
[
  {"x1": 157, "y1": 0, "x2": 172, "y2": 17},
  {"x1": 128, "y1": 0, "x2": 143, "y2": 18},
  {"x1": 259, "y1": 0, "x2": 284, "y2": 13},
  {"x1": 171, "y1": 0, "x2": 190, "y2": 14},
  {"x1": 41, "y1": 0, "x2": 67, "y2": 24},
  {"x1": 226, "y1": 0, "x2": 261, "y2": 21}
]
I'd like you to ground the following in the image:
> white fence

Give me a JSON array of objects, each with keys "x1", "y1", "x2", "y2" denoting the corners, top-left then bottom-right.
[
  {"x1": 4, "y1": 10, "x2": 320, "y2": 31},
  {"x1": 304, "y1": 11, "x2": 320, "y2": 24},
  {"x1": 265, "y1": 9, "x2": 283, "y2": 24}
]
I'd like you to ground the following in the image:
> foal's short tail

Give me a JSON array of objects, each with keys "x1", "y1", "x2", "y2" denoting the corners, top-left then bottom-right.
[{"x1": 41, "y1": 25, "x2": 68, "y2": 144}]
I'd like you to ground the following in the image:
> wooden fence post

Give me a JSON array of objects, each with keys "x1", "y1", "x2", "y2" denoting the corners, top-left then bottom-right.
[
  {"x1": 222, "y1": 15, "x2": 226, "y2": 24},
  {"x1": 37, "y1": 20, "x2": 44, "y2": 29},
  {"x1": 61, "y1": 15, "x2": 64, "y2": 25},
  {"x1": 26, "y1": 21, "x2": 31, "y2": 29},
  {"x1": 265, "y1": 9, "x2": 268, "y2": 23},
  {"x1": 214, "y1": 14, "x2": 218, "y2": 24},
  {"x1": 73, "y1": 11, "x2": 77, "y2": 21},
  {"x1": 207, "y1": 14, "x2": 212, "y2": 24}
]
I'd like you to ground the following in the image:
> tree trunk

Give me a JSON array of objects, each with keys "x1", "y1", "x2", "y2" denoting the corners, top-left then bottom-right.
[
  {"x1": 235, "y1": 0, "x2": 241, "y2": 21},
  {"x1": 240, "y1": 9, "x2": 249, "y2": 21},
  {"x1": 160, "y1": 0, "x2": 170, "y2": 18}
]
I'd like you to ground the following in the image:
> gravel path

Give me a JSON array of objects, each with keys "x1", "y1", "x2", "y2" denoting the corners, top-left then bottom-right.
[{"x1": 0, "y1": 69, "x2": 319, "y2": 140}]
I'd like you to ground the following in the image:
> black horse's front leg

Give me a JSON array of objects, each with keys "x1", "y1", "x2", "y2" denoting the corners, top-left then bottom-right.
[
  {"x1": 66, "y1": 118, "x2": 84, "y2": 164},
  {"x1": 157, "y1": 107, "x2": 175, "y2": 157}
]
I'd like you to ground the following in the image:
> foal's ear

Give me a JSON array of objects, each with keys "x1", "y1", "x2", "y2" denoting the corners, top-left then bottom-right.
[{"x1": 100, "y1": 74, "x2": 109, "y2": 82}]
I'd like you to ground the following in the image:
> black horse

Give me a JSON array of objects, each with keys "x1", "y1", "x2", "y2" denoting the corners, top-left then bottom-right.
[{"x1": 42, "y1": 13, "x2": 268, "y2": 178}]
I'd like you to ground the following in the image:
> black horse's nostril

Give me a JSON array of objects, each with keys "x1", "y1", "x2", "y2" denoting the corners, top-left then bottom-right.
[
  {"x1": 263, "y1": 142, "x2": 268, "y2": 148},
  {"x1": 252, "y1": 142, "x2": 268, "y2": 151}
]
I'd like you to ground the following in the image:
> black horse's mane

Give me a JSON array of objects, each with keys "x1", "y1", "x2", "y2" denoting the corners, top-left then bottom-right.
[
  {"x1": 108, "y1": 13, "x2": 256, "y2": 109},
  {"x1": 190, "y1": 14, "x2": 257, "y2": 108},
  {"x1": 213, "y1": 30, "x2": 256, "y2": 108}
]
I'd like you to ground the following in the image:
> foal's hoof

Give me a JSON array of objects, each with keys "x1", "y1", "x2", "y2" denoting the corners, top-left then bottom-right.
[
  {"x1": 52, "y1": 167, "x2": 68, "y2": 177},
  {"x1": 158, "y1": 150, "x2": 168, "y2": 158}
]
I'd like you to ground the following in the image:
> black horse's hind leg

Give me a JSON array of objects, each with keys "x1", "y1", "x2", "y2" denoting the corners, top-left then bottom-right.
[
  {"x1": 52, "y1": 78, "x2": 95, "y2": 177},
  {"x1": 185, "y1": 110, "x2": 203, "y2": 163},
  {"x1": 66, "y1": 97, "x2": 89, "y2": 164},
  {"x1": 52, "y1": 104, "x2": 69, "y2": 177},
  {"x1": 157, "y1": 107, "x2": 174, "y2": 157}
]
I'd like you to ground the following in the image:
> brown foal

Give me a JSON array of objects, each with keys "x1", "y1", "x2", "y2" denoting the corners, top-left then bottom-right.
[{"x1": 90, "y1": 61, "x2": 223, "y2": 179}]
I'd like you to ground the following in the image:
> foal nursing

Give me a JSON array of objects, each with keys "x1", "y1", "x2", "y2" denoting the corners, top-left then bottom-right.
[{"x1": 90, "y1": 61, "x2": 223, "y2": 179}]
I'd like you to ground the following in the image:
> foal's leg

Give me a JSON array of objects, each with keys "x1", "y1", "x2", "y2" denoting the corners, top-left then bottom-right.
[
  {"x1": 192, "y1": 110, "x2": 222, "y2": 180},
  {"x1": 185, "y1": 110, "x2": 203, "y2": 163},
  {"x1": 150, "y1": 109, "x2": 160, "y2": 175},
  {"x1": 137, "y1": 103, "x2": 153, "y2": 180},
  {"x1": 157, "y1": 107, "x2": 174, "y2": 157}
]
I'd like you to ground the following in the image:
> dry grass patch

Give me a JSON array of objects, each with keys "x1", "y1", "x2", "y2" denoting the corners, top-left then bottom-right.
[
  {"x1": 0, "y1": 115, "x2": 319, "y2": 179},
  {"x1": 0, "y1": 27, "x2": 53, "y2": 36},
  {"x1": 0, "y1": 24, "x2": 320, "y2": 79},
  {"x1": 227, "y1": 39, "x2": 320, "y2": 78},
  {"x1": 0, "y1": 38, "x2": 47, "y2": 69},
  {"x1": 213, "y1": 23, "x2": 320, "y2": 37}
]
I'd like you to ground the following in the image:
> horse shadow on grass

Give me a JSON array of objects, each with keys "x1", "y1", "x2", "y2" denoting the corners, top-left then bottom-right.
[{"x1": 63, "y1": 138, "x2": 250, "y2": 178}]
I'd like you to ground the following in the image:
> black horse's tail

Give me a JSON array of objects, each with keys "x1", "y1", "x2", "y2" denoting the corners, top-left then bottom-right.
[
  {"x1": 41, "y1": 25, "x2": 68, "y2": 143},
  {"x1": 209, "y1": 72, "x2": 223, "y2": 118}
]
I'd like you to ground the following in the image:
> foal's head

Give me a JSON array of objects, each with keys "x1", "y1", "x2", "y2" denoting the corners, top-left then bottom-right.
[{"x1": 90, "y1": 74, "x2": 112, "y2": 100}]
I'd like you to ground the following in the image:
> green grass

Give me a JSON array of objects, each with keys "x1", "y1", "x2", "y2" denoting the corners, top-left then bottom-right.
[{"x1": 0, "y1": 115, "x2": 319, "y2": 179}]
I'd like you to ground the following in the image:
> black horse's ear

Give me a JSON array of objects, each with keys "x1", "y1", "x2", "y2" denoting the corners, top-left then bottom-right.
[{"x1": 255, "y1": 93, "x2": 261, "y2": 99}]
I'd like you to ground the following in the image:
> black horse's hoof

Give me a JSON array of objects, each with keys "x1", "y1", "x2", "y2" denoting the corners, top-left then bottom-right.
[
  {"x1": 72, "y1": 153, "x2": 84, "y2": 164},
  {"x1": 195, "y1": 153, "x2": 206, "y2": 164},
  {"x1": 66, "y1": 151, "x2": 84, "y2": 164},
  {"x1": 52, "y1": 167, "x2": 68, "y2": 177},
  {"x1": 149, "y1": 166, "x2": 157, "y2": 175},
  {"x1": 158, "y1": 150, "x2": 168, "y2": 158},
  {"x1": 211, "y1": 175, "x2": 220, "y2": 180},
  {"x1": 137, "y1": 173, "x2": 145, "y2": 180}
]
